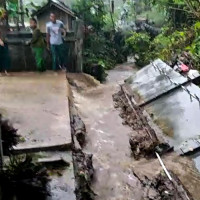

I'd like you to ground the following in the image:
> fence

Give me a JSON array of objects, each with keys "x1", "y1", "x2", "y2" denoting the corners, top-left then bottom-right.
[{"x1": 6, "y1": 20, "x2": 83, "y2": 72}]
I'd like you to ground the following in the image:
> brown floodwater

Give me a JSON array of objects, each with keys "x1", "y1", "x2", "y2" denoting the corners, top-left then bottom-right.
[{"x1": 68, "y1": 64, "x2": 200, "y2": 200}]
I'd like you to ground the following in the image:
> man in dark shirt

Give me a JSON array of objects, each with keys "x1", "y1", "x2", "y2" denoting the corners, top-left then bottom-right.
[
  {"x1": 29, "y1": 18, "x2": 46, "y2": 72},
  {"x1": 0, "y1": 10, "x2": 10, "y2": 76}
]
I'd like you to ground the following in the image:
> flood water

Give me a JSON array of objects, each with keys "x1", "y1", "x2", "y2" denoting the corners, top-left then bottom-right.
[
  {"x1": 68, "y1": 64, "x2": 200, "y2": 200},
  {"x1": 70, "y1": 64, "x2": 144, "y2": 200}
]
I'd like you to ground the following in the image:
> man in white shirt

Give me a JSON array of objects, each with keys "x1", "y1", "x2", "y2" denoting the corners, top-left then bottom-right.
[{"x1": 46, "y1": 12, "x2": 66, "y2": 70}]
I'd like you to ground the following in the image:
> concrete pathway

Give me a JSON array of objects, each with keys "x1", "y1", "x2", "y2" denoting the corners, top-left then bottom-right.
[{"x1": 0, "y1": 71, "x2": 71, "y2": 151}]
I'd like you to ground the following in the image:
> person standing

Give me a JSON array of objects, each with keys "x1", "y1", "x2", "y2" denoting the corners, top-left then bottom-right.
[
  {"x1": 29, "y1": 18, "x2": 46, "y2": 72},
  {"x1": 46, "y1": 12, "x2": 66, "y2": 71},
  {"x1": 0, "y1": 10, "x2": 10, "y2": 76}
]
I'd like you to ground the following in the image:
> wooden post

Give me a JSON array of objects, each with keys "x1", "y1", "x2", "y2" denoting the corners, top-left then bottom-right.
[
  {"x1": 19, "y1": 0, "x2": 25, "y2": 28},
  {"x1": 74, "y1": 19, "x2": 83, "y2": 73}
]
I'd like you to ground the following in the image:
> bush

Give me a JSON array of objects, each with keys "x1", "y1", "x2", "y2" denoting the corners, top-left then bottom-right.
[
  {"x1": 125, "y1": 26, "x2": 195, "y2": 67},
  {"x1": 125, "y1": 32, "x2": 152, "y2": 67},
  {"x1": 83, "y1": 31, "x2": 128, "y2": 82}
]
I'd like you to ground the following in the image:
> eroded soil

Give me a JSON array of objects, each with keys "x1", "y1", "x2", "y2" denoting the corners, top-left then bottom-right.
[{"x1": 67, "y1": 64, "x2": 200, "y2": 200}]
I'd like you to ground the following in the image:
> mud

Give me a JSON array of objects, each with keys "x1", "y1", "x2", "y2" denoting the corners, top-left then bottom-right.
[
  {"x1": 113, "y1": 88, "x2": 172, "y2": 159},
  {"x1": 73, "y1": 149, "x2": 95, "y2": 200},
  {"x1": 133, "y1": 170, "x2": 193, "y2": 200},
  {"x1": 70, "y1": 110, "x2": 86, "y2": 147}
]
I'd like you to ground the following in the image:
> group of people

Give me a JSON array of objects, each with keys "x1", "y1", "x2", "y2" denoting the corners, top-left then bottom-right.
[{"x1": 0, "y1": 12, "x2": 67, "y2": 75}]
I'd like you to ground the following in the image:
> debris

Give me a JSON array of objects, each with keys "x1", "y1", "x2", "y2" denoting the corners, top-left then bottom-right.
[
  {"x1": 73, "y1": 149, "x2": 95, "y2": 200},
  {"x1": 155, "y1": 143, "x2": 173, "y2": 156},
  {"x1": 178, "y1": 137, "x2": 200, "y2": 155},
  {"x1": 72, "y1": 115, "x2": 86, "y2": 147},
  {"x1": 69, "y1": 101, "x2": 86, "y2": 148},
  {"x1": 133, "y1": 170, "x2": 193, "y2": 200},
  {"x1": 69, "y1": 99, "x2": 95, "y2": 200},
  {"x1": 156, "y1": 152, "x2": 172, "y2": 181},
  {"x1": 113, "y1": 88, "x2": 168, "y2": 159}
]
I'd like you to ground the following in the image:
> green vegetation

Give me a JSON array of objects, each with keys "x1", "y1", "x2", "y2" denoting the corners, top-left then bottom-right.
[
  {"x1": 0, "y1": 154, "x2": 49, "y2": 198},
  {"x1": 73, "y1": 0, "x2": 127, "y2": 81},
  {"x1": 126, "y1": 0, "x2": 200, "y2": 69}
]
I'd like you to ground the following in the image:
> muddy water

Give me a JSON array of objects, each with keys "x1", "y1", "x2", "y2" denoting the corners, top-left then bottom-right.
[
  {"x1": 69, "y1": 65, "x2": 144, "y2": 200},
  {"x1": 68, "y1": 64, "x2": 200, "y2": 200}
]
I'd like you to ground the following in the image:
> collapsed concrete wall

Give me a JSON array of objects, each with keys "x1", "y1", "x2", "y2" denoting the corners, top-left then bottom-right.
[{"x1": 124, "y1": 59, "x2": 200, "y2": 167}]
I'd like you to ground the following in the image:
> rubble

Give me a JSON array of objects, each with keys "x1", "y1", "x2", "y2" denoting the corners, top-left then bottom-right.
[
  {"x1": 113, "y1": 87, "x2": 172, "y2": 159},
  {"x1": 73, "y1": 149, "x2": 95, "y2": 200},
  {"x1": 71, "y1": 115, "x2": 86, "y2": 147},
  {"x1": 133, "y1": 170, "x2": 193, "y2": 200},
  {"x1": 69, "y1": 100, "x2": 95, "y2": 200}
]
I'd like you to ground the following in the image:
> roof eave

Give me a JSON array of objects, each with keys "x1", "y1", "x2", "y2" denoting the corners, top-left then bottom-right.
[
  {"x1": 50, "y1": 2, "x2": 75, "y2": 17},
  {"x1": 32, "y1": 1, "x2": 75, "y2": 18}
]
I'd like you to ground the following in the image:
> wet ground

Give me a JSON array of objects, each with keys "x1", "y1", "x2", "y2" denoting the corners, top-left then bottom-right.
[
  {"x1": 0, "y1": 71, "x2": 71, "y2": 151},
  {"x1": 68, "y1": 64, "x2": 200, "y2": 200},
  {"x1": 68, "y1": 64, "x2": 144, "y2": 200}
]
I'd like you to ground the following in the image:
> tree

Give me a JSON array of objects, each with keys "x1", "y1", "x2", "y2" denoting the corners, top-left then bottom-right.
[
  {"x1": 150, "y1": 0, "x2": 200, "y2": 20},
  {"x1": 73, "y1": 0, "x2": 106, "y2": 32}
]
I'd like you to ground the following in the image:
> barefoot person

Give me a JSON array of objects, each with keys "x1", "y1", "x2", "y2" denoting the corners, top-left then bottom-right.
[
  {"x1": 0, "y1": 10, "x2": 10, "y2": 76},
  {"x1": 29, "y1": 18, "x2": 46, "y2": 72},
  {"x1": 46, "y1": 12, "x2": 66, "y2": 71}
]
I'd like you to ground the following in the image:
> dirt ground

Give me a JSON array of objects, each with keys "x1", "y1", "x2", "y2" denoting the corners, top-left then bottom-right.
[{"x1": 67, "y1": 64, "x2": 200, "y2": 200}]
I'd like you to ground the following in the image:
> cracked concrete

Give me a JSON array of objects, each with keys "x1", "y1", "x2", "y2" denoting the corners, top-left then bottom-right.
[{"x1": 0, "y1": 71, "x2": 71, "y2": 152}]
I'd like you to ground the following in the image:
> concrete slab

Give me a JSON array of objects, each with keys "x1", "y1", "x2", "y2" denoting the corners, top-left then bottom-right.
[
  {"x1": 145, "y1": 83, "x2": 200, "y2": 150},
  {"x1": 126, "y1": 59, "x2": 188, "y2": 105},
  {"x1": 0, "y1": 71, "x2": 71, "y2": 151}
]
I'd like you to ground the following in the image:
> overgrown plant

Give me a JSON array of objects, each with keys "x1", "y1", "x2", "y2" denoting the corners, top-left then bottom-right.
[
  {"x1": 126, "y1": 32, "x2": 151, "y2": 67},
  {"x1": 73, "y1": 0, "x2": 128, "y2": 82},
  {"x1": 0, "y1": 154, "x2": 49, "y2": 199},
  {"x1": 126, "y1": 25, "x2": 195, "y2": 67}
]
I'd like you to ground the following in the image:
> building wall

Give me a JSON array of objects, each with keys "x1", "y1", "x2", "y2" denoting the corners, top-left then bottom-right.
[{"x1": 37, "y1": 6, "x2": 74, "y2": 33}]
